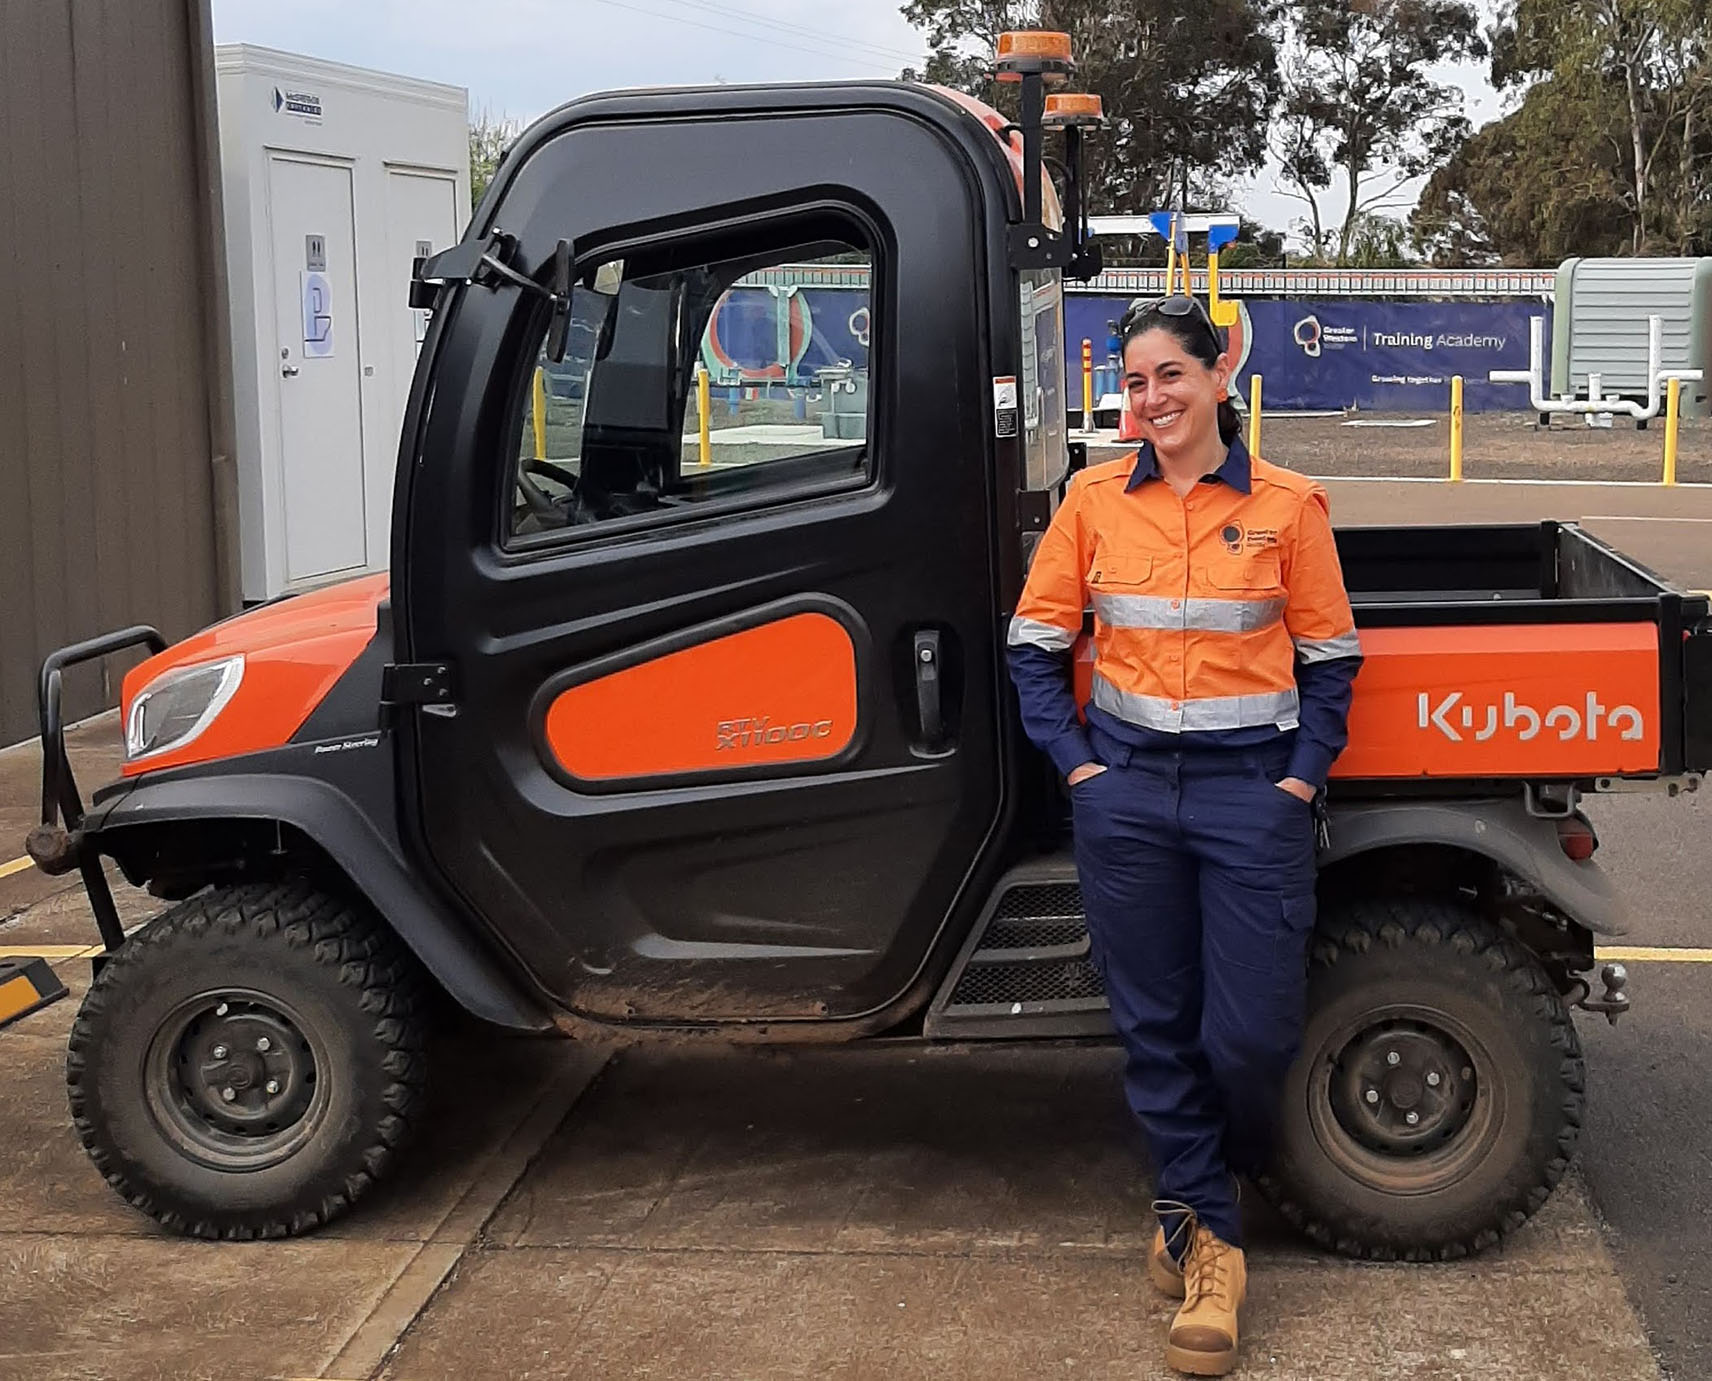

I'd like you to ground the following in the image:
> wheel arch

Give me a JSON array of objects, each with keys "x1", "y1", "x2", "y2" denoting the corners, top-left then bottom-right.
[
  {"x1": 86, "y1": 771, "x2": 554, "y2": 1033},
  {"x1": 1317, "y1": 797, "x2": 1627, "y2": 968}
]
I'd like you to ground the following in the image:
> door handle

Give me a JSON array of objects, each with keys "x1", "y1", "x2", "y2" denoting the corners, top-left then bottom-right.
[
  {"x1": 281, "y1": 365, "x2": 301, "y2": 377},
  {"x1": 913, "y1": 630, "x2": 943, "y2": 744}
]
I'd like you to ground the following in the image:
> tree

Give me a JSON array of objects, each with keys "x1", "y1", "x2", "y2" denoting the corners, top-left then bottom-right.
[
  {"x1": 899, "y1": 0, "x2": 1282, "y2": 218},
  {"x1": 1270, "y1": 0, "x2": 1485, "y2": 266},
  {"x1": 469, "y1": 106, "x2": 523, "y2": 211},
  {"x1": 1410, "y1": 76, "x2": 1634, "y2": 263},
  {"x1": 1492, "y1": 0, "x2": 1712, "y2": 254}
]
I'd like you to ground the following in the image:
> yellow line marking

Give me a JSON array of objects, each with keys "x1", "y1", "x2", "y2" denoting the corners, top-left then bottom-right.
[
  {"x1": 1597, "y1": 945, "x2": 1712, "y2": 964},
  {"x1": 0, "y1": 856, "x2": 34, "y2": 880},
  {"x1": 0, "y1": 945, "x2": 98, "y2": 961}
]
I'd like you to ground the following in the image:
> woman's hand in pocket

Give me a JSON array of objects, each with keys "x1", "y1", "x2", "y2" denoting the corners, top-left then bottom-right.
[
  {"x1": 1067, "y1": 762, "x2": 1108, "y2": 788},
  {"x1": 1274, "y1": 775, "x2": 1315, "y2": 802}
]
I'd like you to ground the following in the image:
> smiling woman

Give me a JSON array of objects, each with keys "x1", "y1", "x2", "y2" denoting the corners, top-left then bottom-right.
[{"x1": 1006, "y1": 291, "x2": 1365, "y2": 1376}]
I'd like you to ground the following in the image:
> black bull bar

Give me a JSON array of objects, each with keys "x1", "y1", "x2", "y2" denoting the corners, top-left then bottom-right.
[{"x1": 26, "y1": 626, "x2": 167, "y2": 951}]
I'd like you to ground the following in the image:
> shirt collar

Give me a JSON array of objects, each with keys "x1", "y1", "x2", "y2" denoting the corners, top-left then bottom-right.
[{"x1": 1125, "y1": 434, "x2": 1253, "y2": 495}]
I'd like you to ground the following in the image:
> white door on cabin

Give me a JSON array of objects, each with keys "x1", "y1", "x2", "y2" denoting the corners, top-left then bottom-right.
[{"x1": 268, "y1": 155, "x2": 367, "y2": 585}]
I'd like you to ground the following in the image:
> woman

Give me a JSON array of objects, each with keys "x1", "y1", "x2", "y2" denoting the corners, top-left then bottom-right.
[{"x1": 1006, "y1": 296, "x2": 1362, "y2": 1377}]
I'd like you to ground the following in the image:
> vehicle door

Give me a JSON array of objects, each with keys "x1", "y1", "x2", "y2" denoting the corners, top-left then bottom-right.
[{"x1": 396, "y1": 99, "x2": 1015, "y2": 1024}]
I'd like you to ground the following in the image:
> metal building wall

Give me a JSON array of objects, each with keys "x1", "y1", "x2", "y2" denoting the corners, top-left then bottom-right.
[{"x1": 0, "y1": 0, "x2": 237, "y2": 747}]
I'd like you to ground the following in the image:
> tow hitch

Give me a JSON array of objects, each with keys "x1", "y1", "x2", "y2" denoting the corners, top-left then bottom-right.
[{"x1": 1572, "y1": 962, "x2": 1631, "y2": 1024}]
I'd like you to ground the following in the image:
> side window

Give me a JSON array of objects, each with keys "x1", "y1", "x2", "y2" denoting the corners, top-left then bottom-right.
[
  {"x1": 510, "y1": 238, "x2": 873, "y2": 543},
  {"x1": 1019, "y1": 267, "x2": 1069, "y2": 490}
]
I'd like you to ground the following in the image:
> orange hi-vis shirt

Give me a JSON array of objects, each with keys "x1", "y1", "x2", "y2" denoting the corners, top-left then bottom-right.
[{"x1": 1007, "y1": 437, "x2": 1362, "y2": 787}]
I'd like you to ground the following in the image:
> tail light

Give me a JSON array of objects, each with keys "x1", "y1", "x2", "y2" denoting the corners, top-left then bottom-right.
[{"x1": 1556, "y1": 815, "x2": 1598, "y2": 862}]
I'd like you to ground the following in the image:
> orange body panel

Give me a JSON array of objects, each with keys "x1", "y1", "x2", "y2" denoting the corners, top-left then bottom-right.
[
  {"x1": 1073, "y1": 622, "x2": 1662, "y2": 779},
  {"x1": 1332, "y1": 623, "x2": 1660, "y2": 779},
  {"x1": 544, "y1": 613, "x2": 858, "y2": 782},
  {"x1": 121, "y1": 574, "x2": 389, "y2": 776}
]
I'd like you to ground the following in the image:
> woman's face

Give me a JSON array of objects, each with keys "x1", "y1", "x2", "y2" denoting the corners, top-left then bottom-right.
[{"x1": 1122, "y1": 326, "x2": 1230, "y2": 460}]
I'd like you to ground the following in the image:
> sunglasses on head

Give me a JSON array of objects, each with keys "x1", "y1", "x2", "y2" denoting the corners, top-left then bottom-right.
[{"x1": 1119, "y1": 294, "x2": 1222, "y2": 347}]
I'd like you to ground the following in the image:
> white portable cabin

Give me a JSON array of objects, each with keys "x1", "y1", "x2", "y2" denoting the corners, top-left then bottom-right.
[
  {"x1": 1551, "y1": 257, "x2": 1712, "y2": 417},
  {"x1": 215, "y1": 45, "x2": 470, "y2": 602}
]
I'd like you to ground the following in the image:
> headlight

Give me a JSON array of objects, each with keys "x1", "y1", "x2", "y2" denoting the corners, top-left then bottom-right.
[{"x1": 125, "y1": 656, "x2": 245, "y2": 762}]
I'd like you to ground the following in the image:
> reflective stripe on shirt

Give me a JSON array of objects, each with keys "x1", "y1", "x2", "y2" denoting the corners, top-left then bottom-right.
[
  {"x1": 1091, "y1": 591, "x2": 1287, "y2": 635},
  {"x1": 1292, "y1": 629, "x2": 1363, "y2": 663},
  {"x1": 1007, "y1": 614, "x2": 1078, "y2": 651},
  {"x1": 1092, "y1": 672, "x2": 1301, "y2": 733}
]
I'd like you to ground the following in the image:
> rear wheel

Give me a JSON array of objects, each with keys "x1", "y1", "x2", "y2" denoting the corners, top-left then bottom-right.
[
  {"x1": 67, "y1": 880, "x2": 429, "y2": 1238},
  {"x1": 1260, "y1": 898, "x2": 1584, "y2": 1260}
]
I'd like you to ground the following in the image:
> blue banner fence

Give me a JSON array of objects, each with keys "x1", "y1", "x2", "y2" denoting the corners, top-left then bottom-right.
[{"x1": 704, "y1": 284, "x2": 1550, "y2": 413}]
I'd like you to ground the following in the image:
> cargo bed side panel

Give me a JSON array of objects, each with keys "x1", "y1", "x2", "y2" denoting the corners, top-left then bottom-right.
[{"x1": 1331, "y1": 623, "x2": 1661, "y2": 779}]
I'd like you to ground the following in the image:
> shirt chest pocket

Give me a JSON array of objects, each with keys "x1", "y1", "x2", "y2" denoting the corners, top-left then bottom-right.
[
  {"x1": 1206, "y1": 550, "x2": 1283, "y2": 595},
  {"x1": 1088, "y1": 552, "x2": 1154, "y2": 591},
  {"x1": 1205, "y1": 551, "x2": 1286, "y2": 631}
]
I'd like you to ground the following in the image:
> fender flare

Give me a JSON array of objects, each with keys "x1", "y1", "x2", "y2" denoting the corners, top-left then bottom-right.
[
  {"x1": 1321, "y1": 796, "x2": 1629, "y2": 937},
  {"x1": 85, "y1": 772, "x2": 554, "y2": 1032}
]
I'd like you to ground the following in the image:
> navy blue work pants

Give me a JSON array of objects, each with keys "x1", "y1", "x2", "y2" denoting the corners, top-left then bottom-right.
[{"x1": 1071, "y1": 726, "x2": 1317, "y2": 1249}]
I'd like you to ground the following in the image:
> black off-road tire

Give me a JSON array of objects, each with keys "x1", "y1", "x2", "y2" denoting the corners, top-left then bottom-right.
[
  {"x1": 1259, "y1": 897, "x2": 1584, "y2": 1261},
  {"x1": 66, "y1": 880, "x2": 430, "y2": 1239}
]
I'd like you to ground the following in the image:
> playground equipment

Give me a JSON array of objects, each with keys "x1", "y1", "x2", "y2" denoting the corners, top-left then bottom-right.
[{"x1": 1087, "y1": 213, "x2": 1242, "y2": 325}]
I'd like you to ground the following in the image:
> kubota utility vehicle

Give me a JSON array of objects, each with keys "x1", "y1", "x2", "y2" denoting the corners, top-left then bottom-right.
[{"x1": 30, "y1": 41, "x2": 1712, "y2": 1255}]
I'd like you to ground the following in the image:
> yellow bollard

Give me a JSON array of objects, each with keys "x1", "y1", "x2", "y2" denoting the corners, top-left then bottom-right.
[
  {"x1": 1664, "y1": 377, "x2": 1682, "y2": 485},
  {"x1": 531, "y1": 367, "x2": 547, "y2": 461},
  {"x1": 696, "y1": 362, "x2": 712, "y2": 467},
  {"x1": 1247, "y1": 374, "x2": 1261, "y2": 458},
  {"x1": 1082, "y1": 338, "x2": 1093, "y2": 428},
  {"x1": 1450, "y1": 375, "x2": 1464, "y2": 481}
]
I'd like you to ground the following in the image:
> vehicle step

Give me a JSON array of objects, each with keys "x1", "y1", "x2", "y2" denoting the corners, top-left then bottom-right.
[{"x1": 924, "y1": 857, "x2": 1111, "y2": 1040}]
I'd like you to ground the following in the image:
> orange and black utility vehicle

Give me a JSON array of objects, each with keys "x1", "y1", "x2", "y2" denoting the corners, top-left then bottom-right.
[{"x1": 29, "y1": 38, "x2": 1712, "y2": 1257}]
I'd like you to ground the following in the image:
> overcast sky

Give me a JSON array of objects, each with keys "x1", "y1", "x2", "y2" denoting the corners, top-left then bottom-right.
[{"x1": 210, "y1": 0, "x2": 1507, "y2": 247}]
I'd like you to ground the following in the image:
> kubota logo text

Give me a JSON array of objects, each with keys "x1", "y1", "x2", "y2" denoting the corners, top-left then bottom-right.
[
  {"x1": 716, "y1": 716, "x2": 835, "y2": 751},
  {"x1": 1418, "y1": 691, "x2": 1644, "y2": 743}
]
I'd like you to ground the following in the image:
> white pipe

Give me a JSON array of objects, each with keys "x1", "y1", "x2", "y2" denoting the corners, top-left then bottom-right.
[{"x1": 1489, "y1": 315, "x2": 1699, "y2": 421}]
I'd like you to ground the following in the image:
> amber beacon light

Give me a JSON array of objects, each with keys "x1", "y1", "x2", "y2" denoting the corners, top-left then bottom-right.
[
  {"x1": 995, "y1": 30, "x2": 1075, "y2": 83},
  {"x1": 1043, "y1": 92, "x2": 1105, "y2": 128}
]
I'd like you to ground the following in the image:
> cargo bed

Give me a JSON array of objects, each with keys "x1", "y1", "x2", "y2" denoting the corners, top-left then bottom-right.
[{"x1": 1331, "y1": 521, "x2": 1712, "y2": 783}]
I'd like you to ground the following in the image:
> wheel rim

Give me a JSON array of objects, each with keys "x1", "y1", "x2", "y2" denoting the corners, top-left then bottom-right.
[
  {"x1": 144, "y1": 988, "x2": 331, "y2": 1172},
  {"x1": 1306, "y1": 1003, "x2": 1501, "y2": 1197}
]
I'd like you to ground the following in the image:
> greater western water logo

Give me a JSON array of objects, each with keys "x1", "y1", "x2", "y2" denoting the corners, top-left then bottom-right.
[
  {"x1": 1417, "y1": 691, "x2": 1644, "y2": 743},
  {"x1": 1293, "y1": 316, "x2": 1322, "y2": 358}
]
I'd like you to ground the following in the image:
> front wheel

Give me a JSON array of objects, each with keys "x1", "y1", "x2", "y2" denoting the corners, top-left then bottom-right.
[
  {"x1": 1260, "y1": 898, "x2": 1585, "y2": 1260},
  {"x1": 67, "y1": 880, "x2": 430, "y2": 1238}
]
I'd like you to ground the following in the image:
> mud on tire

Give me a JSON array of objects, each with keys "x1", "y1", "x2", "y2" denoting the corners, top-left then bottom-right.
[
  {"x1": 1259, "y1": 897, "x2": 1585, "y2": 1261},
  {"x1": 67, "y1": 880, "x2": 430, "y2": 1239}
]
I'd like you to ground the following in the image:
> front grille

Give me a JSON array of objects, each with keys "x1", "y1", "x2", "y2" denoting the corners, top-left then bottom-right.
[{"x1": 948, "y1": 957, "x2": 1106, "y2": 1007}]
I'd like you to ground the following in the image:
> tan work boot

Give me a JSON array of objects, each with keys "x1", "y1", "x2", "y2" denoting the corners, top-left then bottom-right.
[
  {"x1": 1165, "y1": 1225, "x2": 1247, "y2": 1376},
  {"x1": 1149, "y1": 1224, "x2": 1187, "y2": 1297}
]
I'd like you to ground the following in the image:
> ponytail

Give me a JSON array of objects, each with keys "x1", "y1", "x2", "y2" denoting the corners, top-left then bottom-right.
[{"x1": 1217, "y1": 397, "x2": 1241, "y2": 445}]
